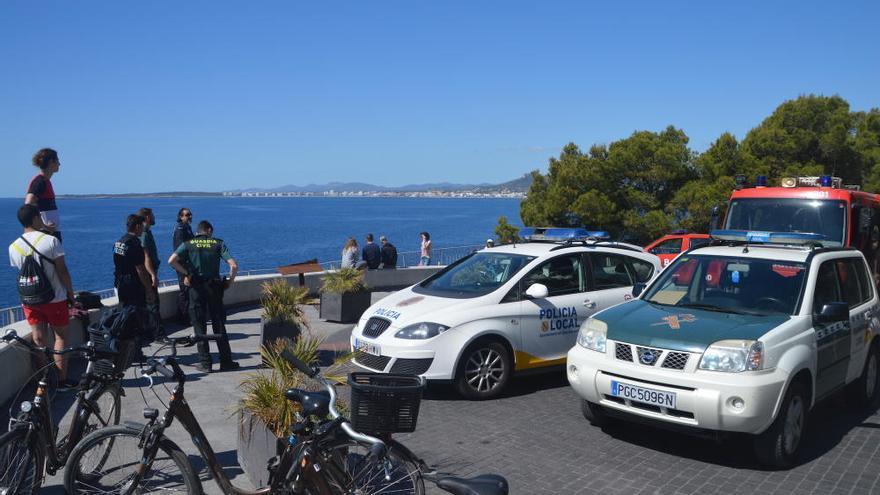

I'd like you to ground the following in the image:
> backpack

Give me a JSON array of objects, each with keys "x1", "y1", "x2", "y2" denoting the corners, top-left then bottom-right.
[{"x1": 13, "y1": 234, "x2": 56, "y2": 306}]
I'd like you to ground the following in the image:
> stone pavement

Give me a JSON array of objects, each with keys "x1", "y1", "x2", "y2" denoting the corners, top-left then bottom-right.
[{"x1": 40, "y1": 295, "x2": 880, "y2": 494}]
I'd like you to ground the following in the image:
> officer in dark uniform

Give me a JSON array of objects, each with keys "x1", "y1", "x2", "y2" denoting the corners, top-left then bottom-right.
[
  {"x1": 168, "y1": 220, "x2": 239, "y2": 373},
  {"x1": 113, "y1": 214, "x2": 156, "y2": 351},
  {"x1": 172, "y1": 207, "x2": 194, "y2": 324}
]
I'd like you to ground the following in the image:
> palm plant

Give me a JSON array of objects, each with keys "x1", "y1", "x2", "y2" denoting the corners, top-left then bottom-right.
[
  {"x1": 320, "y1": 267, "x2": 367, "y2": 294},
  {"x1": 261, "y1": 279, "x2": 311, "y2": 329}
]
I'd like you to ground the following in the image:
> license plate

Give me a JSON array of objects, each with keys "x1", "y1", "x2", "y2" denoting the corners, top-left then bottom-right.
[
  {"x1": 354, "y1": 338, "x2": 381, "y2": 356},
  {"x1": 611, "y1": 381, "x2": 676, "y2": 409}
]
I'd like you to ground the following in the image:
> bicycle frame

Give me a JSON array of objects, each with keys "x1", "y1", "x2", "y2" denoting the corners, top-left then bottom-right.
[{"x1": 135, "y1": 369, "x2": 332, "y2": 495}]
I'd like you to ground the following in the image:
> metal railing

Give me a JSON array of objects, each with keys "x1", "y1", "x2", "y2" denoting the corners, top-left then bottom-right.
[{"x1": 0, "y1": 244, "x2": 482, "y2": 326}]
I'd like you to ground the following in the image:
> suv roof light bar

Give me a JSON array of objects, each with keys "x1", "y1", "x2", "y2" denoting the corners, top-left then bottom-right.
[{"x1": 710, "y1": 229, "x2": 827, "y2": 246}]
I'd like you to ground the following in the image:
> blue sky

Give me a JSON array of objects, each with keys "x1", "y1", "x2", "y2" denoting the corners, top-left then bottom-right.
[{"x1": 1, "y1": 0, "x2": 877, "y2": 196}]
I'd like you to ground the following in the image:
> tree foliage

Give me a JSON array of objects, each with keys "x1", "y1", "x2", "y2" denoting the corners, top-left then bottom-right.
[
  {"x1": 494, "y1": 215, "x2": 520, "y2": 244},
  {"x1": 517, "y1": 95, "x2": 880, "y2": 244}
]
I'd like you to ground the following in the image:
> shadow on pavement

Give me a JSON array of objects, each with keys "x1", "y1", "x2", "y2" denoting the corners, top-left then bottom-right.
[
  {"x1": 596, "y1": 389, "x2": 880, "y2": 470},
  {"x1": 423, "y1": 369, "x2": 570, "y2": 401}
]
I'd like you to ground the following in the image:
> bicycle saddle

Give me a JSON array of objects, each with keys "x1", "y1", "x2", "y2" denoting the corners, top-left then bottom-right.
[
  {"x1": 436, "y1": 474, "x2": 509, "y2": 495},
  {"x1": 285, "y1": 388, "x2": 330, "y2": 417}
]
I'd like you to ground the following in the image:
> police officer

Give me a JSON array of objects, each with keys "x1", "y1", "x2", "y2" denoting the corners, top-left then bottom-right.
[
  {"x1": 113, "y1": 214, "x2": 156, "y2": 347},
  {"x1": 168, "y1": 220, "x2": 239, "y2": 373}
]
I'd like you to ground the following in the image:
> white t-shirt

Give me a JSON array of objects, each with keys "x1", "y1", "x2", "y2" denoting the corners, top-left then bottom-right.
[{"x1": 8, "y1": 231, "x2": 67, "y2": 303}]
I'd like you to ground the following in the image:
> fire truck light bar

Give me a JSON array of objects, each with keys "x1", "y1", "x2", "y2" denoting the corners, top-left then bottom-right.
[
  {"x1": 780, "y1": 176, "x2": 843, "y2": 188},
  {"x1": 710, "y1": 230, "x2": 827, "y2": 245}
]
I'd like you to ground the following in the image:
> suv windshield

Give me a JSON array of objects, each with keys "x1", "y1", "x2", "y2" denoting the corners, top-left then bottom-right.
[
  {"x1": 725, "y1": 198, "x2": 846, "y2": 245},
  {"x1": 642, "y1": 254, "x2": 807, "y2": 316},
  {"x1": 414, "y1": 252, "x2": 536, "y2": 298}
]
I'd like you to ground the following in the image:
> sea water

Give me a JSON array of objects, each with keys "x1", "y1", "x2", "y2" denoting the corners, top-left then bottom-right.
[{"x1": 0, "y1": 197, "x2": 522, "y2": 309}]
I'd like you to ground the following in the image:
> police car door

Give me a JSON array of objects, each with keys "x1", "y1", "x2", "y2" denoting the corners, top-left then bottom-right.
[
  {"x1": 518, "y1": 253, "x2": 586, "y2": 366},
  {"x1": 812, "y1": 258, "x2": 859, "y2": 399},
  {"x1": 585, "y1": 252, "x2": 648, "y2": 313}
]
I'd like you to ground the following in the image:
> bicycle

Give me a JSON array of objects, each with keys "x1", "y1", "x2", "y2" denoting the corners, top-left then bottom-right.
[
  {"x1": 0, "y1": 327, "x2": 127, "y2": 494},
  {"x1": 64, "y1": 335, "x2": 509, "y2": 494}
]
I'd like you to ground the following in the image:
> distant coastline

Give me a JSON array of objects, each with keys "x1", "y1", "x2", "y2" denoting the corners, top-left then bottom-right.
[{"x1": 51, "y1": 190, "x2": 524, "y2": 199}]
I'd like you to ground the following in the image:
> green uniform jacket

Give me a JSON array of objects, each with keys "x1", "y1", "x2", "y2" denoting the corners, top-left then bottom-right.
[{"x1": 173, "y1": 234, "x2": 231, "y2": 280}]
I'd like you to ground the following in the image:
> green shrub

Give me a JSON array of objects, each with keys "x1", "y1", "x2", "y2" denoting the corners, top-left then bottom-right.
[
  {"x1": 261, "y1": 279, "x2": 310, "y2": 329},
  {"x1": 320, "y1": 267, "x2": 367, "y2": 294}
]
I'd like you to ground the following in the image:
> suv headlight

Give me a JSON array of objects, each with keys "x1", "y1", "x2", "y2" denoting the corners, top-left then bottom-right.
[
  {"x1": 699, "y1": 340, "x2": 763, "y2": 372},
  {"x1": 394, "y1": 322, "x2": 449, "y2": 340},
  {"x1": 577, "y1": 318, "x2": 607, "y2": 353}
]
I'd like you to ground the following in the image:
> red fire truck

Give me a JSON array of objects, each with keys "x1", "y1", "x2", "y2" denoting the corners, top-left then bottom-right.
[{"x1": 723, "y1": 175, "x2": 880, "y2": 273}]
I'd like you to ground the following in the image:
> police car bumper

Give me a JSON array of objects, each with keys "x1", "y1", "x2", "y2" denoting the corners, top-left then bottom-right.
[
  {"x1": 349, "y1": 333, "x2": 457, "y2": 381},
  {"x1": 567, "y1": 343, "x2": 788, "y2": 435}
]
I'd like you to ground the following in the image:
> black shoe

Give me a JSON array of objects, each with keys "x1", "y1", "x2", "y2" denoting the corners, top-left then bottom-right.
[
  {"x1": 57, "y1": 379, "x2": 79, "y2": 393},
  {"x1": 194, "y1": 362, "x2": 212, "y2": 373},
  {"x1": 219, "y1": 361, "x2": 241, "y2": 372}
]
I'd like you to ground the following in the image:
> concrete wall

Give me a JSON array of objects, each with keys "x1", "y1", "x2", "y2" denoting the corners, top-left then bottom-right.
[{"x1": 0, "y1": 266, "x2": 441, "y2": 405}]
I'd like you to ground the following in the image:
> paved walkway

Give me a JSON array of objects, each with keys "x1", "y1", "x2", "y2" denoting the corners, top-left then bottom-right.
[{"x1": 39, "y1": 294, "x2": 880, "y2": 494}]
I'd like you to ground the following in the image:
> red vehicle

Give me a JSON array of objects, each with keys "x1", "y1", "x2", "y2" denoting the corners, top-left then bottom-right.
[
  {"x1": 644, "y1": 231, "x2": 711, "y2": 266},
  {"x1": 723, "y1": 175, "x2": 880, "y2": 273}
]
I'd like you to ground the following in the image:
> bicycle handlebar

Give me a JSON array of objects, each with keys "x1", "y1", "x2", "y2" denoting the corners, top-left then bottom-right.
[
  {"x1": 2, "y1": 328, "x2": 115, "y2": 359},
  {"x1": 278, "y1": 348, "x2": 387, "y2": 458}
]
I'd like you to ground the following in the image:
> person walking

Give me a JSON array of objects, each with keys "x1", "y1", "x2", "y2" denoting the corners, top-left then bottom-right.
[
  {"x1": 24, "y1": 148, "x2": 63, "y2": 242},
  {"x1": 380, "y1": 236, "x2": 398, "y2": 269},
  {"x1": 9, "y1": 205, "x2": 77, "y2": 389},
  {"x1": 341, "y1": 237, "x2": 359, "y2": 269},
  {"x1": 362, "y1": 233, "x2": 381, "y2": 269},
  {"x1": 114, "y1": 214, "x2": 155, "y2": 344},
  {"x1": 138, "y1": 207, "x2": 164, "y2": 339},
  {"x1": 173, "y1": 207, "x2": 194, "y2": 324},
  {"x1": 168, "y1": 220, "x2": 239, "y2": 373},
  {"x1": 419, "y1": 231, "x2": 432, "y2": 266}
]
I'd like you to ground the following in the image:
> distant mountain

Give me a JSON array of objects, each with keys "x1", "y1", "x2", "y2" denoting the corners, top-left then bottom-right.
[{"x1": 235, "y1": 175, "x2": 529, "y2": 194}]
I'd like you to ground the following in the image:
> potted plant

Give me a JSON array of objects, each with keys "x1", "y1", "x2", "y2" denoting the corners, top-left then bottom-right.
[
  {"x1": 319, "y1": 267, "x2": 371, "y2": 323},
  {"x1": 260, "y1": 279, "x2": 310, "y2": 347},
  {"x1": 237, "y1": 337, "x2": 349, "y2": 487}
]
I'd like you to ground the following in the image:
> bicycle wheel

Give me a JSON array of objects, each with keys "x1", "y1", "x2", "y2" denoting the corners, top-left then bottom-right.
[
  {"x1": 64, "y1": 424, "x2": 202, "y2": 495},
  {"x1": 69, "y1": 382, "x2": 123, "y2": 473},
  {"x1": 0, "y1": 427, "x2": 44, "y2": 495},
  {"x1": 320, "y1": 439, "x2": 425, "y2": 495}
]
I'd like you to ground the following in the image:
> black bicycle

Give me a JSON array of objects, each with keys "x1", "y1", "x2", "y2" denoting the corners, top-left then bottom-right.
[
  {"x1": 64, "y1": 336, "x2": 508, "y2": 495},
  {"x1": 0, "y1": 328, "x2": 127, "y2": 494}
]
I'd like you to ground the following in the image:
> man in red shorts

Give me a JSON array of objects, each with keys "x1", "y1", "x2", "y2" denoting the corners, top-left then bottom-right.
[{"x1": 8, "y1": 205, "x2": 77, "y2": 389}]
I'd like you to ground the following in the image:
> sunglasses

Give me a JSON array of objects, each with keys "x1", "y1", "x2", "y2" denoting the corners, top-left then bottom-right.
[{"x1": 182, "y1": 213, "x2": 192, "y2": 218}]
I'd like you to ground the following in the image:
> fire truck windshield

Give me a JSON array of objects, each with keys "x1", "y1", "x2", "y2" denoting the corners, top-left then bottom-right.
[{"x1": 725, "y1": 198, "x2": 847, "y2": 245}]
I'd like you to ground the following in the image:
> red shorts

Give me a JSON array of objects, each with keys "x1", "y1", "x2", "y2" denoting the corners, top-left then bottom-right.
[{"x1": 23, "y1": 300, "x2": 69, "y2": 327}]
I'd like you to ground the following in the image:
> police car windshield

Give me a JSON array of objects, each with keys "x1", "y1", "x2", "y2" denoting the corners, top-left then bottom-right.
[
  {"x1": 643, "y1": 255, "x2": 807, "y2": 316},
  {"x1": 725, "y1": 198, "x2": 846, "y2": 245},
  {"x1": 415, "y1": 252, "x2": 536, "y2": 298}
]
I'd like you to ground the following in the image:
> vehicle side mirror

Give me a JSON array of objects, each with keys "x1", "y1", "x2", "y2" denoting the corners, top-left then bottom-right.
[
  {"x1": 632, "y1": 282, "x2": 646, "y2": 298},
  {"x1": 525, "y1": 283, "x2": 549, "y2": 299},
  {"x1": 815, "y1": 302, "x2": 849, "y2": 324}
]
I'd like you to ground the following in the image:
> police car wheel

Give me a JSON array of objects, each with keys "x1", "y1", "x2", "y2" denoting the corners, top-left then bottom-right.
[
  {"x1": 454, "y1": 341, "x2": 510, "y2": 400},
  {"x1": 753, "y1": 380, "x2": 807, "y2": 468},
  {"x1": 580, "y1": 400, "x2": 608, "y2": 427},
  {"x1": 846, "y1": 342, "x2": 880, "y2": 409}
]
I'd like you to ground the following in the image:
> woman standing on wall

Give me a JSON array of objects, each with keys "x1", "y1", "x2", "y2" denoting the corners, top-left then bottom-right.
[{"x1": 419, "y1": 231, "x2": 432, "y2": 266}]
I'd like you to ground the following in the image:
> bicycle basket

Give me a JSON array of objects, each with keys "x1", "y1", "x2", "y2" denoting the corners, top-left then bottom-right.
[
  {"x1": 348, "y1": 373, "x2": 425, "y2": 433},
  {"x1": 87, "y1": 326, "x2": 136, "y2": 376}
]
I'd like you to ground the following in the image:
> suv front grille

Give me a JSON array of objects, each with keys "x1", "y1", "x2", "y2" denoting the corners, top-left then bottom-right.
[
  {"x1": 615, "y1": 343, "x2": 633, "y2": 362},
  {"x1": 353, "y1": 351, "x2": 391, "y2": 371},
  {"x1": 635, "y1": 347, "x2": 663, "y2": 366},
  {"x1": 362, "y1": 317, "x2": 392, "y2": 338},
  {"x1": 661, "y1": 352, "x2": 689, "y2": 370}
]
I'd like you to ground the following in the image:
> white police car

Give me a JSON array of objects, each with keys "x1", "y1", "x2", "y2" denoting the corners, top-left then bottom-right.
[
  {"x1": 350, "y1": 228, "x2": 661, "y2": 399},
  {"x1": 567, "y1": 230, "x2": 880, "y2": 467}
]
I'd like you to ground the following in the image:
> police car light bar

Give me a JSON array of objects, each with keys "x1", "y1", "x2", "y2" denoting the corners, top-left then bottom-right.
[
  {"x1": 521, "y1": 227, "x2": 610, "y2": 242},
  {"x1": 710, "y1": 230, "x2": 827, "y2": 245}
]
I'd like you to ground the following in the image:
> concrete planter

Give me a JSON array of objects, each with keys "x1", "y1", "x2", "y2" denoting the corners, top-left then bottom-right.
[
  {"x1": 237, "y1": 410, "x2": 285, "y2": 488},
  {"x1": 259, "y1": 316, "x2": 302, "y2": 347},
  {"x1": 319, "y1": 290, "x2": 371, "y2": 323}
]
